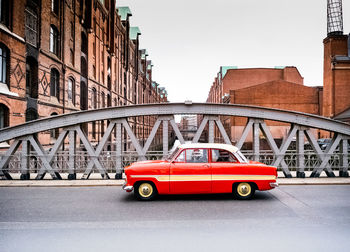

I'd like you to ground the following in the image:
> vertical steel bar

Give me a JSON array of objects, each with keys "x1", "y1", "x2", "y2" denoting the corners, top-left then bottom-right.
[
  {"x1": 296, "y1": 129, "x2": 305, "y2": 178},
  {"x1": 163, "y1": 120, "x2": 169, "y2": 158},
  {"x1": 252, "y1": 121, "x2": 260, "y2": 162},
  {"x1": 20, "y1": 139, "x2": 30, "y2": 180},
  {"x1": 68, "y1": 130, "x2": 76, "y2": 180},
  {"x1": 115, "y1": 122, "x2": 123, "y2": 179},
  {"x1": 208, "y1": 120, "x2": 214, "y2": 143},
  {"x1": 339, "y1": 138, "x2": 349, "y2": 177}
]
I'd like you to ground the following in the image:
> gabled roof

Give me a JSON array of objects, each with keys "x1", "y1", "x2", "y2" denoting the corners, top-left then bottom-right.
[
  {"x1": 117, "y1": 7, "x2": 132, "y2": 21},
  {"x1": 129, "y1": 27, "x2": 141, "y2": 40}
]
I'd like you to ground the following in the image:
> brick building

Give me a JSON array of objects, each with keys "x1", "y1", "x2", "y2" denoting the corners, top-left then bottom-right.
[
  {"x1": 206, "y1": 66, "x2": 323, "y2": 144},
  {"x1": 0, "y1": 0, "x2": 168, "y2": 150}
]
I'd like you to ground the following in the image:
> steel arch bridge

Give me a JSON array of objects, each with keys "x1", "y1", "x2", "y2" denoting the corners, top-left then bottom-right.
[{"x1": 0, "y1": 103, "x2": 349, "y2": 180}]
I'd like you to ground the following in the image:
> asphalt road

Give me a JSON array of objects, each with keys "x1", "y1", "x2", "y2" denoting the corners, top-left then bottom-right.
[{"x1": 1, "y1": 185, "x2": 350, "y2": 252}]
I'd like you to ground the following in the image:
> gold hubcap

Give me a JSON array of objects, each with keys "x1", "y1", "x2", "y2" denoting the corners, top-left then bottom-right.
[
  {"x1": 237, "y1": 183, "x2": 251, "y2": 197},
  {"x1": 138, "y1": 183, "x2": 153, "y2": 198}
]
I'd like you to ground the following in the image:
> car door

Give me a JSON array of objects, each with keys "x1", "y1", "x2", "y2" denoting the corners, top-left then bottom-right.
[
  {"x1": 170, "y1": 148, "x2": 211, "y2": 194},
  {"x1": 210, "y1": 148, "x2": 242, "y2": 193}
]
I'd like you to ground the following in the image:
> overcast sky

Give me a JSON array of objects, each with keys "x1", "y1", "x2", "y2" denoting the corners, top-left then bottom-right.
[{"x1": 116, "y1": 0, "x2": 349, "y2": 102}]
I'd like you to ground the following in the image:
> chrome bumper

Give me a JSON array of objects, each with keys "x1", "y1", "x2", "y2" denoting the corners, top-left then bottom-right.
[
  {"x1": 270, "y1": 182, "x2": 279, "y2": 188},
  {"x1": 122, "y1": 184, "x2": 134, "y2": 192}
]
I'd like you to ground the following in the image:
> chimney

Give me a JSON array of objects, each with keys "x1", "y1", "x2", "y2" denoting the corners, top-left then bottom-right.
[{"x1": 327, "y1": 0, "x2": 343, "y2": 36}]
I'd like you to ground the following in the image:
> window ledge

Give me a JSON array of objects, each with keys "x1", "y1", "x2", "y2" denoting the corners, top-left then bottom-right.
[
  {"x1": 0, "y1": 24, "x2": 25, "y2": 43},
  {"x1": 0, "y1": 83, "x2": 19, "y2": 97}
]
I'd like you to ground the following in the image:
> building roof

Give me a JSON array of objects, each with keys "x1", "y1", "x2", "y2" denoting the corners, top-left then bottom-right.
[
  {"x1": 129, "y1": 27, "x2": 141, "y2": 40},
  {"x1": 220, "y1": 66, "x2": 238, "y2": 79},
  {"x1": 117, "y1": 7, "x2": 132, "y2": 21},
  {"x1": 178, "y1": 143, "x2": 239, "y2": 153}
]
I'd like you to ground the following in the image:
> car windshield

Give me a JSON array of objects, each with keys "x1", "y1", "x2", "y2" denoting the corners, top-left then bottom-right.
[{"x1": 166, "y1": 147, "x2": 180, "y2": 161}]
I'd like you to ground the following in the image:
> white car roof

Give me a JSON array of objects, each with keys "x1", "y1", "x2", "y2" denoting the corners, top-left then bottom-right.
[{"x1": 178, "y1": 143, "x2": 239, "y2": 153}]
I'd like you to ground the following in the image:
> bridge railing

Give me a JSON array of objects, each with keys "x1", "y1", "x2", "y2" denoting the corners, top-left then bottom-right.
[{"x1": 0, "y1": 103, "x2": 349, "y2": 179}]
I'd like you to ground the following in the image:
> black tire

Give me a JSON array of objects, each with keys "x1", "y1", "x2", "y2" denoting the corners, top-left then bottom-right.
[
  {"x1": 134, "y1": 182, "x2": 157, "y2": 201},
  {"x1": 233, "y1": 182, "x2": 255, "y2": 200}
]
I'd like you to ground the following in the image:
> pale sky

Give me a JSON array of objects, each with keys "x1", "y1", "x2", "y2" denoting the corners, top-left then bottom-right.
[{"x1": 116, "y1": 0, "x2": 350, "y2": 102}]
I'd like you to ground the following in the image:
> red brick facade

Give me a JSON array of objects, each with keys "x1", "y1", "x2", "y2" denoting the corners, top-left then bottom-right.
[
  {"x1": 206, "y1": 67, "x2": 323, "y2": 143},
  {"x1": 0, "y1": 0, "x2": 168, "y2": 150}
]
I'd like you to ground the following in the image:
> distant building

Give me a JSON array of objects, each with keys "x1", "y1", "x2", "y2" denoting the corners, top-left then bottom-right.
[{"x1": 206, "y1": 66, "x2": 323, "y2": 145}]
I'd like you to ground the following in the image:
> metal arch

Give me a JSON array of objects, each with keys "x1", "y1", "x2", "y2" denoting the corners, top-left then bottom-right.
[{"x1": 1, "y1": 103, "x2": 350, "y2": 143}]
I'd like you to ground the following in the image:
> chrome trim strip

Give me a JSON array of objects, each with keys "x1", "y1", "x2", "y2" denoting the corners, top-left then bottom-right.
[{"x1": 130, "y1": 174, "x2": 276, "y2": 182}]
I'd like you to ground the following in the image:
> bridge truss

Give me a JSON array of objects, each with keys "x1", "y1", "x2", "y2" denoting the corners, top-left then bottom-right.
[{"x1": 0, "y1": 103, "x2": 349, "y2": 179}]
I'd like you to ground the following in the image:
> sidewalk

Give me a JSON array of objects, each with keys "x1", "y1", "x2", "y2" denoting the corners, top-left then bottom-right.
[{"x1": 0, "y1": 172, "x2": 349, "y2": 187}]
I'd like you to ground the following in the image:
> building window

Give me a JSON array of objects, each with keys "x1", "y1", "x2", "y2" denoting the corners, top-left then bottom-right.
[
  {"x1": 0, "y1": 0, "x2": 10, "y2": 27},
  {"x1": 92, "y1": 88, "x2": 97, "y2": 109},
  {"x1": 0, "y1": 103, "x2": 9, "y2": 129},
  {"x1": 51, "y1": 0, "x2": 59, "y2": 15},
  {"x1": 81, "y1": 56, "x2": 87, "y2": 77},
  {"x1": 107, "y1": 94, "x2": 111, "y2": 107},
  {"x1": 0, "y1": 44, "x2": 9, "y2": 86},
  {"x1": 80, "y1": 81, "x2": 88, "y2": 110},
  {"x1": 67, "y1": 77, "x2": 75, "y2": 105},
  {"x1": 25, "y1": 7, "x2": 38, "y2": 47},
  {"x1": 92, "y1": 121, "x2": 96, "y2": 139},
  {"x1": 50, "y1": 68, "x2": 60, "y2": 99},
  {"x1": 26, "y1": 57, "x2": 38, "y2": 98},
  {"x1": 50, "y1": 25, "x2": 59, "y2": 55},
  {"x1": 101, "y1": 92, "x2": 105, "y2": 108}
]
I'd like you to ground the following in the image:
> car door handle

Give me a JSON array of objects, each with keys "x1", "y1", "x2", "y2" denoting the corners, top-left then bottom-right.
[{"x1": 202, "y1": 164, "x2": 210, "y2": 168}]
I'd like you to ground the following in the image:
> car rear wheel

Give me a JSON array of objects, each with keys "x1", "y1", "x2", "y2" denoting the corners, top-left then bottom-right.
[
  {"x1": 134, "y1": 182, "x2": 157, "y2": 201},
  {"x1": 233, "y1": 182, "x2": 255, "y2": 200}
]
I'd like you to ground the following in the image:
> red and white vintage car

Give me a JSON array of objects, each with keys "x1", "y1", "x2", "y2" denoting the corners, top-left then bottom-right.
[{"x1": 123, "y1": 143, "x2": 278, "y2": 200}]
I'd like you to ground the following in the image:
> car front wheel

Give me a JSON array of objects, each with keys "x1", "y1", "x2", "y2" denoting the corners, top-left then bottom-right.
[
  {"x1": 134, "y1": 182, "x2": 157, "y2": 201},
  {"x1": 233, "y1": 182, "x2": 255, "y2": 200}
]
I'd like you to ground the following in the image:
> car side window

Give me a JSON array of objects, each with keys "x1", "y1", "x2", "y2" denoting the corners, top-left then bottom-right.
[
  {"x1": 211, "y1": 149, "x2": 238, "y2": 163},
  {"x1": 174, "y1": 150, "x2": 186, "y2": 162},
  {"x1": 186, "y1": 149, "x2": 208, "y2": 163}
]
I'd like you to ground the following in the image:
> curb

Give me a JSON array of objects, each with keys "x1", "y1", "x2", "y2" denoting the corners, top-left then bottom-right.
[{"x1": 1, "y1": 178, "x2": 350, "y2": 187}]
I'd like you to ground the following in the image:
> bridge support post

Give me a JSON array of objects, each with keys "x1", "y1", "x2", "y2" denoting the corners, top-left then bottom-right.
[
  {"x1": 20, "y1": 138, "x2": 30, "y2": 180},
  {"x1": 339, "y1": 138, "x2": 349, "y2": 177},
  {"x1": 68, "y1": 130, "x2": 76, "y2": 180},
  {"x1": 162, "y1": 119, "x2": 169, "y2": 159},
  {"x1": 208, "y1": 119, "x2": 215, "y2": 143},
  {"x1": 296, "y1": 128, "x2": 306, "y2": 178},
  {"x1": 252, "y1": 120, "x2": 260, "y2": 162},
  {"x1": 115, "y1": 122, "x2": 123, "y2": 179}
]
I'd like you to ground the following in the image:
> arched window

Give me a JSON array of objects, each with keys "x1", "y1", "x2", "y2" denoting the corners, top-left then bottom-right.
[
  {"x1": 0, "y1": 103, "x2": 9, "y2": 129},
  {"x1": 50, "y1": 25, "x2": 59, "y2": 55},
  {"x1": 101, "y1": 92, "x2": 105, "y2": 108},
  {"x1": 50, "y1": 68, "x2": 60, "y2": 99},
  {"x1": 91, "y1": 87, "x2": 97, "y2": 109},
  {"x1": 26, "y1": 57, "x2": 38, "y2": 98},
  {"x1": 67, "y1": 77, "x2": 75, "y2": 105},
  {"x1": 0, "y1": 44, "x2": 9, "y2": 86}
]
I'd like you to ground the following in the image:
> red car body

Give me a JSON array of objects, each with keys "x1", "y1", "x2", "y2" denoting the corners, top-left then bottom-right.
[{"x1": 123, "y1": 143, "x2": 278, "y2": 200}]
